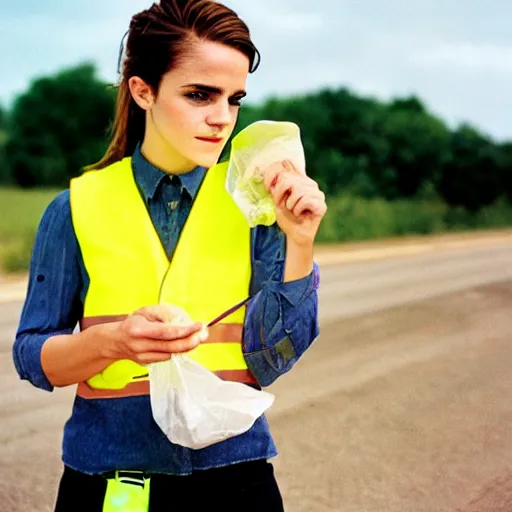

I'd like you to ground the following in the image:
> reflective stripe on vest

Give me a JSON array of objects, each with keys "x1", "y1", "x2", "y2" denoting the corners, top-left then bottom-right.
[{"x1": 70, "y1": 157, "x2": 255, "y2": 399}]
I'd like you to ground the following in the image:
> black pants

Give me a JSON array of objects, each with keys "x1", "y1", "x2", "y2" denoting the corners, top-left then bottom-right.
[{"x1": 54, "y1": 460, "x2": 284, "y2": 511}]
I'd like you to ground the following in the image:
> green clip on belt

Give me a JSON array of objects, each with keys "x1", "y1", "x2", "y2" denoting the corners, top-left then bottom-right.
[{"x1": 103, "y1": 471, "x2": 150, "y2": 512}]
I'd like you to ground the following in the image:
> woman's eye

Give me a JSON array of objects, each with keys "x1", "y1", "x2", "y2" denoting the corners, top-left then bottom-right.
[
  {"x1": 186, "y1": 91, "x2": 209, "y2": 102},
  {"x1": 230, "y1": 97, "x2": 244, "y2": 107}
]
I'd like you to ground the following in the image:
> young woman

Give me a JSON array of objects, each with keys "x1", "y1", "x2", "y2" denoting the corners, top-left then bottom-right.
[{"x1": 13, "y1": 1, "x2": 327, "y2": 510}]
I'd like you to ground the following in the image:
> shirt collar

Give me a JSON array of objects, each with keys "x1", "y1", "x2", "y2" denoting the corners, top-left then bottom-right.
[{"x1": 131, "y1": 142, "x2": 206, "y2": 202}]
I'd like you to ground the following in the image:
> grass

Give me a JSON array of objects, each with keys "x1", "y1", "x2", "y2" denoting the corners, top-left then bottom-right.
[
  {"x1": 317, "y1": 195, "x2": 512, "y2": 243},
  {"x1": 0, "y1": 187, "x2": 61, "y2": 273}
]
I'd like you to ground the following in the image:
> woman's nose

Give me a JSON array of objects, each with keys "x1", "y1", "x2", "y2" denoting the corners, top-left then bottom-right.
[{"x1": 206, "y1": 101, "x2": 232, "y2": 129}]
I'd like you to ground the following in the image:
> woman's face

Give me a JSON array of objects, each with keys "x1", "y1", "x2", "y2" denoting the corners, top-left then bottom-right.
[{"x1": 138, "y1": 40, "x2": 250, "y2": 173}]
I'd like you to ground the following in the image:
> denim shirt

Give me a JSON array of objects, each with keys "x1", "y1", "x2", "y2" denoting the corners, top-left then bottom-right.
[{"x1": 12, "y1": 145, "x2": 320, "y2": 475}]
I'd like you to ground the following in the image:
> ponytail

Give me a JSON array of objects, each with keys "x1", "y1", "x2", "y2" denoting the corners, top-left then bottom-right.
[{"x1": 86, "y1": 79, "x2": 145, "y2": 171}]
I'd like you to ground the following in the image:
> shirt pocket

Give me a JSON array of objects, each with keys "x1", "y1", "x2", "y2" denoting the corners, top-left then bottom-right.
[{"x1": 261, "y1": 333, "x2": 297, "y2": 373}]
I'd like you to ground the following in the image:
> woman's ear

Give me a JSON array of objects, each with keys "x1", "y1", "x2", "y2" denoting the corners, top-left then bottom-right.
[{"x1": 128, "y1": 76, "x2": 154, "y2": 111}]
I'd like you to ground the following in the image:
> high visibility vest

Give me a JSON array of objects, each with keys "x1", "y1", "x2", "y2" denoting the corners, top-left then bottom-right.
[{"x1": 70, "y1": 157, "x2": 256, "y2": 399}]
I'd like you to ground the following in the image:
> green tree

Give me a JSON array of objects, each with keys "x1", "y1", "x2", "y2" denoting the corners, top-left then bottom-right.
[
  {"x1": 5, "y1": 63, "x2": 115, "y2": 187},
  {"x1": 312, "y1": 88, "x2": 382, "y2": 157},
  {"x1": 372, "y1": 105, "x2": 450, "y2": 199},
  {"x1": 0, "y1": 104, "x2": 10, "y2": 184},
  {"x1": 496, "y1": 142, "x2": 512, "y2": 204},
  {"x1": 437, "y1": 125, "x2": 503, "y2": 211},
  {"x1": 388, "y1": 95, "x2": 426, "y2": 114},
  {"x1": 0, "y1": 105, "x2": 6, "y2": 131}
]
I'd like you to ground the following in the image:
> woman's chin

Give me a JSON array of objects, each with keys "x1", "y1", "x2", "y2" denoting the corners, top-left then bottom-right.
[{"x1": 193, "y1": 151, "x2": 225, "y2": 169}]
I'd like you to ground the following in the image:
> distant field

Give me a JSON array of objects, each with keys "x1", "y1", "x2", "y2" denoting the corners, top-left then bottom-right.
[
  {"x1": 0, "y1": 187, "x2": 61, "y2": 241},
  {"x1": 0, "y1": 187, "x2": 61, "y2": 272}
]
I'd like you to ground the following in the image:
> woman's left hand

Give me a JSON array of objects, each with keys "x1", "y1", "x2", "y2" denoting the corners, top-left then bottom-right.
[{"x1": 263, "y1": 160, "x2": 327, "y2": 247}]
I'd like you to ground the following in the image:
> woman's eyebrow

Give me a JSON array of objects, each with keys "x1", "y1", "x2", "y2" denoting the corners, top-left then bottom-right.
[{"x1": 181, "y1": 83, "x2": 247, "y2": 96}]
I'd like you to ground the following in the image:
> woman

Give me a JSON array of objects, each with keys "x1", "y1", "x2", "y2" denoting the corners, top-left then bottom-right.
[{"x1": 13, "y1": 0, "x2": 327, "y2": 510}]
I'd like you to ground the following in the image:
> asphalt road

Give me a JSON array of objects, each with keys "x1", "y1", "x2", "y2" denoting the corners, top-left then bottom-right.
[{"x1": 1, "y1": 237, "x2": 512, "y2": 511}]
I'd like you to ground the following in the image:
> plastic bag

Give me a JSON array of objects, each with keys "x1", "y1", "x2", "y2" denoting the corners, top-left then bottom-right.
[
  {"x1": 148, "y1": 305, "x2": 275, "y2": 450},
  {"x1": 226, "y1": 120, "x2": 306, "y2": 227}
]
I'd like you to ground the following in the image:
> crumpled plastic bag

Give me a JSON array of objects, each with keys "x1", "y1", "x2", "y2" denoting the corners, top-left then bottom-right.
[
  {"x1": 148, "y1": 305, "x2": 275, "y2": 450},
  {"x1": 226, "y1": 120, "x2": 306, "y2": 227}
]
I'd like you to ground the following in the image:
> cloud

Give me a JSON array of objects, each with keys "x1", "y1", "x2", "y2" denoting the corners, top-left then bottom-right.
[
  {"x1": 1, "y1": 0, "x2": 511, "y2": 139},
  {"x1": 227, "y1": 2, "x2": 324, "y2": 35},
  {"x1": 1, "y1": 1, "x2": 147, "y2": 102},
  {"x1": 412, "y1": 42, "x2": 512, "y2": 73}
]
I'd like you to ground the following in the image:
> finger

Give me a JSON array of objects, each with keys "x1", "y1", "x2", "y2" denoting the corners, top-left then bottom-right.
[
  {"x1": 263, "y1": 163, "x2": 283, "y2": 191},
  {"x1": 292, "y1": 196, "x2": 327, "y2": 217},
  {"x1": 132, "y1": 304, "x2": 187, "y2": 324},
  {"x1": 282, "y1": 159, "x2": 306, "y2": 176},
  {"x1": 132, "y1": 338, "x2": 193, "y2": 356},
  {"x1": 283, "y1": 181, "x2": 320, "y2": 211},
  {"x1": 273, "y1": 170, "x2": 316, "y2": 191},
  {"x1": 131, "y1": 305, "x2": 167, "y2": 323},
  {"x1": 129, "y1": 319, "x2": 203, "y2": 340},
  {"x1": 157, "y1": 322, "x2": 206, "y2": 342},
  {"x1": 263, "y1": 160, "x2": 312, "y2": 191},
  {"x1": 270, "y1": 173, "x2": 296, "y2": 206},
  {"x1": 136, "y1": 352, "x2": 173, "y2": 365},
  {"x1": 285, "y1": 188, "x2": 305, "y2": 211},
  {"x1": 263, "y1": 160, "x2": 299, "y2": 191},
  {"x1": 275, "y1": 175, "x2": 318, "y2": 208},
  {"x1": 135, "y1": 332, "x2": 204, "y2": 354}
]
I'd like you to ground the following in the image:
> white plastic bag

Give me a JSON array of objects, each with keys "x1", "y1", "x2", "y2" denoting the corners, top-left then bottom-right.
[
  {"x1": 226, "y1": 120, "x2": 306, "y2": 227},
  {"x1": 149, "y1": 354, "x2": 274, "y2": 449},
  {"x1": 148, "y1": 305, "x2": 275, "y2": 450}
]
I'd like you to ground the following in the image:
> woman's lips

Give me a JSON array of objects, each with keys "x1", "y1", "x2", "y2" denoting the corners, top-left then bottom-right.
[{"x1": 196, "y1": 137, "x2": 224, "y2": 144}]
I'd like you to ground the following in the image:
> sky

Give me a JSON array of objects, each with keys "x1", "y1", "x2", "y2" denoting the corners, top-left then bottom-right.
[{"x1": 1, "y1": 0, "x2": 511, "y2": 140}]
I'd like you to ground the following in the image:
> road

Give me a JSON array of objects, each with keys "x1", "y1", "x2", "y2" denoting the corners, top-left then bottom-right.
[{"x1": 1, "y1": 236, "x2": 512, "y2": 511}]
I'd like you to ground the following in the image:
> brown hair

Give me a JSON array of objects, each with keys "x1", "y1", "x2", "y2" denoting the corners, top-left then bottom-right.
[{"x1": 88, "y1": 0, "x2": 259, "y2": 170}]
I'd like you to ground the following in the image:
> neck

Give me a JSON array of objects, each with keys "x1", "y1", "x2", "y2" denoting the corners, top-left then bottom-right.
[{"x1": 141, "y1": 125, "x2": 194, "y2": 176}]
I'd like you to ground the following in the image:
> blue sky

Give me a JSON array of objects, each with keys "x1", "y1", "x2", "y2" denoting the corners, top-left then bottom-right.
[{"x1": 2, "y1": 0, "x2": 511, "y2": 140}]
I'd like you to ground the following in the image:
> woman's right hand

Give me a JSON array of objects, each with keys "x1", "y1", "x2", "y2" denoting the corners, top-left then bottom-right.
[{"x1": 101, "y1": 304, "x2": 208, "y2": 365}]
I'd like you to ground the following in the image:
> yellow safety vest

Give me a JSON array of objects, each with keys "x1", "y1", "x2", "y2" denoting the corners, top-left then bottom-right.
[{"x1": 70, "y1": 157, "x2": 257, "y2": 399}]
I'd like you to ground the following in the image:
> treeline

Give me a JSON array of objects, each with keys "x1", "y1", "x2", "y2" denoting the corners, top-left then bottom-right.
[
  {"x1": 0, "y1": 64, "x2": 115, "y2": 188},
  {"x1": 1, "y1": 63, "x2": 512, "y2": 214},
  {"x1": 232, "y1": 94, "x2": 512, "y2": 213}
]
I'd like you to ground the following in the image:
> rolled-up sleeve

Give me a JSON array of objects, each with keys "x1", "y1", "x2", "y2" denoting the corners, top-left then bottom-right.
[
  {"x1": 12, "y1": 190, "x2": 84, "y2": 392},
  {"x1": 243, "y1": 224, "x2": 320, "y2": 387}
]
